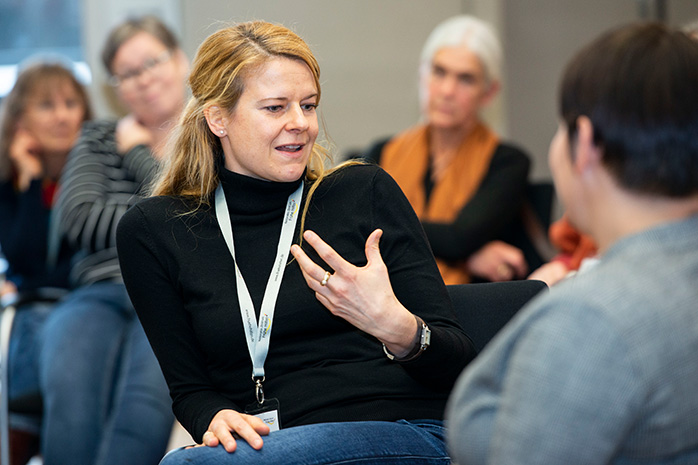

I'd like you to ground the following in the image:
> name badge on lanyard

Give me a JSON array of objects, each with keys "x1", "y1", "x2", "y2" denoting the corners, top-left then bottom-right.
[{"x1": 214, "y1": 181, "x2": 303, "y2": 432}]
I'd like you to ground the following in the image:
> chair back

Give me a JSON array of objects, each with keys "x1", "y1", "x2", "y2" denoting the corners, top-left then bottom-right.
[
  {"x1": 448, "y1": 280, "x2": 547, "y2": 353},
  {"x1": 0, "y1": 287, "x2": 67, "y2": 465}
]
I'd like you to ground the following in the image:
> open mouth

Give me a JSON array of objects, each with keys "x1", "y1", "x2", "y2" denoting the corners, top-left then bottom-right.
[{"x1": 276, "y1": 144, "x2": 304, "y2": 152}]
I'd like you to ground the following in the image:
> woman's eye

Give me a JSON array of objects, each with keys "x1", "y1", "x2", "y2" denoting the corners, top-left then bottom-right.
[
  {"x1": 66, "y1": 99, "x2": 81, "y2": 109},
  {"x1": 459, "y1": 74, "x2": 476, "y2": 85},
  {"x1": 302, "y1": 103, "x2": 317, "y2": 111},
  {"x1": 432, "y1": 66, "x2": 446, "y2": 78},
  {"x1": 265, "y1": 105, "x2": 283, "y2": 112}
]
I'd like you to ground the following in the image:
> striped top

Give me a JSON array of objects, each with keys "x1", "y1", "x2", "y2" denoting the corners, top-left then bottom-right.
[{"x1": 49, "y1": 120, "x2": 157, "y2": 287}]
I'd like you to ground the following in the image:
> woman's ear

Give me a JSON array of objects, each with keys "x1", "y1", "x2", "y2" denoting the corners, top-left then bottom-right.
[
  {"x1": 481, "y1": 80, "x2": 501, "y2": 107},
  {"x1": 203, "y1": 105, "x2": 227, "y2": 138}
]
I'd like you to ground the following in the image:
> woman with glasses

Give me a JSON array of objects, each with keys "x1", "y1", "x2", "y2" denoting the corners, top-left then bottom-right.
[{"x1": 36, "y1": 16, "x2": 188, "y2": 465}]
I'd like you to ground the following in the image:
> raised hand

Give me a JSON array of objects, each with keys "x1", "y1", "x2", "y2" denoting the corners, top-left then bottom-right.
[
  {"x1": 9, "y1": 127, "x2": 43, "y2": 191},
  {"x1": 116, "y1": 114, "x2": 153, "y2": 155},
  {"x1": 290, "y1": 229, "x2": 419, "y2": 358}
]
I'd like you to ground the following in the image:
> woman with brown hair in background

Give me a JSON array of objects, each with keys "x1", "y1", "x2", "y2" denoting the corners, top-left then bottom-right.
[{"x1": 0, "y1": 60, "x2": 91, "y2": 465}]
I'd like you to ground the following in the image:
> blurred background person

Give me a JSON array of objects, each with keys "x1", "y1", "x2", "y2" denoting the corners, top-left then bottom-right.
[
  {"x1": 36, "y1": 15, "x2": 189, "y2": 465},
  {"x1": 0, "y1": 60, "x2": 90, "y2": 296},
  {"x1": 0, "y1": 59, "x2": 91, "y2": 465},
  {"x1": 364, "y1": 15, "x2": 531, "y2": 285}
]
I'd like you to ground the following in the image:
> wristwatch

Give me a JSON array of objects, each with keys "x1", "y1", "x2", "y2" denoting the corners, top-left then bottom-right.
[{"x1": 382, "y1": 316, "x2": 431, "y2": 362}]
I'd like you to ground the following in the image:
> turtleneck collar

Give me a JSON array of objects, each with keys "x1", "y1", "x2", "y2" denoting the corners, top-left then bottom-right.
[{"x1": 218, "y1": 166, "x2": 304, "y2": 216}]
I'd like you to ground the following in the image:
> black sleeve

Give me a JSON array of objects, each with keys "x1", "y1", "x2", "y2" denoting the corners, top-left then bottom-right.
[
  {"x1": 117, "y1": 203, "x2": 238, "y2": 441},
  {"x1": 422, "y1": 144, "x2": 531, "y2": 261},
  {"x1": 369, "y1": 167, "x2": 476, "y2": 387}
]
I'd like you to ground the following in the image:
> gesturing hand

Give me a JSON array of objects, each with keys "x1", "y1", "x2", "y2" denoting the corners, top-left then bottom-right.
[
  {"x1": 290, "y1": 229, "x2": 418, "y2": 357},
  {"x1": 197, "y1": 409, "x2": 269, "y2": 453}
]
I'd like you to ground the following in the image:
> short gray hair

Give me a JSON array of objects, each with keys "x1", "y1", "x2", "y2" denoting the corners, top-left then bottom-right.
[{"x1": 418, "y1": 15, "x2": 502, "y2": 111}]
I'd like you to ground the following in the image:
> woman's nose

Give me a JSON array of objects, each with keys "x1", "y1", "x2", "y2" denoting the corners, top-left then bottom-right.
[
  {"x1": 286, "y1": 105, "x2": 310, "y2": 132},
  {"x1": 54, "y1": 103, "x2": 72, "y2": 121},
  {"x1": 436, "y1": 75, "x2": 457, "y2": 97}
]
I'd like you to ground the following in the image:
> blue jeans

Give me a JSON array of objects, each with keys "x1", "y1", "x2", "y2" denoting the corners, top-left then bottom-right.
[
  {"x1": 8, "y1": 301, "x2": 52, "y2": 399},
  {"x1": 160, "y1": 419, "x2": 449, "y2": 465},
  {"x1": 38, "y1": 282, "x2": 174, "y2": 465},
  {"x1": 8, "y1": 301, "x2": 52, "y2": 433}
]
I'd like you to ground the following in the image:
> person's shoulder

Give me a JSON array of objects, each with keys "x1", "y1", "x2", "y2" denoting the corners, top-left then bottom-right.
[
  {"x1": 526, "y1": 260, "x2": 651, "y2": 340},
  {"x1": 132, "y1": 195, "x2": 202, "y2": 217},
  {"x1": 494, "y1": 142, "x2": 531, "y2": 163},
  {"x1": 490, "y1": 142, "x2": 532, "y2": 175},
  {"x1": 313, "y1": 163, "x2": 399, "y2": 200},
  {"x1": 322, "y1": 161, "x2": 380, "y2": 182},
  {"x1": 79, "y1": 119, "x2": 117, "y2": 137},
  {"x1": 118, "y1": 195, "x2": 215, "y2": 250},
  {"x1": 72, "y1": 119, "x2": 118, "y2": 152}
]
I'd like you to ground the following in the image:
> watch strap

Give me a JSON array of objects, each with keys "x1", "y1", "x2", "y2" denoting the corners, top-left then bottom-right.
[{"x1": 382, "y1": 315, "x2": 431, "y2": 362}]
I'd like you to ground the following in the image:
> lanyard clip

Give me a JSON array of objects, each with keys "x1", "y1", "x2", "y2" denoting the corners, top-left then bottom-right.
[{"x1": 253, "y1": 376, "x2": 265, "y2": 404}]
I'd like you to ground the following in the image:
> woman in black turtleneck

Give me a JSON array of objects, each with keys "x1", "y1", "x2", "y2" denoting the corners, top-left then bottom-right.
[{"x1": 116, "y1": 21, "x2": 475, "y2": 465}]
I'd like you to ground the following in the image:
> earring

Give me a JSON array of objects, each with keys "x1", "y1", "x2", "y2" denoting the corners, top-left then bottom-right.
[{"x1": 219, "y1": 130, "x2": 225, "y2": 135}]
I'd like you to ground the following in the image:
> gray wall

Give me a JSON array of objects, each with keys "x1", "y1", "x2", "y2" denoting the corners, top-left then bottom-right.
[
  {"x1": 83, "y1": 0, "x2": 698, "y2": 183},
  {"x1": 179, "y1": 0, "x2": 466, "y2": 159},
  {"x1": 502, "y1": 0, "x2": 698, "y2": 180}
]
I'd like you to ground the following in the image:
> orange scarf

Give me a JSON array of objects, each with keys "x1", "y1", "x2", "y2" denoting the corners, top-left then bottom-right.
[
  {"x1": 381, "y1": 123, "x2": 499, "y2": 284},
  {"x1": 549, "y1": 215, "x2": 598, "y2": 270}
]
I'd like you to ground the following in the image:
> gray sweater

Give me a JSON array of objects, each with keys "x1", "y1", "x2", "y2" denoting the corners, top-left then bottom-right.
[{"x1": 447, "y1": 215, "x2": 698, "y2": 464}]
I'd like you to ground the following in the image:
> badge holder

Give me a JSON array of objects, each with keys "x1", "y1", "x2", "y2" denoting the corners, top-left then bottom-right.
[{"x1": 244, "y1": 377, "x2": 281, "y2": 432}]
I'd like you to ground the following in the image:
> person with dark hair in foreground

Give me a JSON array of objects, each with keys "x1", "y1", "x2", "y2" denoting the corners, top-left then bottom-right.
[{"x1": 446, "y1": 22, "x2": 698, "y2": 463}]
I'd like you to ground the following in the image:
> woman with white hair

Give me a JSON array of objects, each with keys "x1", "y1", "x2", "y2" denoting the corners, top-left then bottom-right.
[{"x1": 366, "y1": 15, "x2": 531, "y2": 285}]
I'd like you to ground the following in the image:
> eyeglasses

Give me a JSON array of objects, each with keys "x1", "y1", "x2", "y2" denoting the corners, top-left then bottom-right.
[{"x1": 108, "y1": 50, "x2": 172, "y2": 87}]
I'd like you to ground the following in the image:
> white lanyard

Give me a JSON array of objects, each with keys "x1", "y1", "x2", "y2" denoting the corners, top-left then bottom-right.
[{"x1": 214, "y1": 181, "x2": 303, "y2": 389}]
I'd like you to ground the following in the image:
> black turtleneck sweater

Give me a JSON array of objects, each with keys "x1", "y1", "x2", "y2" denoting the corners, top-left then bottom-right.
[{"x1": 116, "y1": 163, "x2": 475, "y2": 442}]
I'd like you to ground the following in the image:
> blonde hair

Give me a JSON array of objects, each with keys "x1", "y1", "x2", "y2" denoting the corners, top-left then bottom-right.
[{"x1": 151, "y1": 21, "x2": 345, "y2": 217}]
